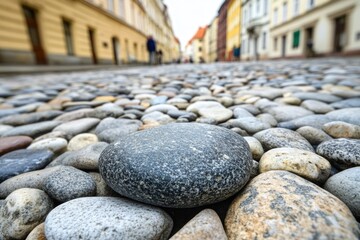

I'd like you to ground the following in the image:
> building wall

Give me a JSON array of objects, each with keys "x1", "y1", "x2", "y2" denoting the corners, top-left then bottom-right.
[
  {"x1": 209, "y1": 17, "x2": 219, "y2": 62},
  {"x1": 241, "y1": 0, "x2": 270, "y2": 61},
  {"x1": 226, "y1": 0, "x2": 241, "y2": 60},
  {"x1": 217, "y1": 0, "x2": 228, "y2": 61},
  {"x1": 269, "y1": 0, "x2": 360, "y2": 58},
  {"x1": 204, "y1": 26, "x2": 211, "y2": 63},
  {"x1": 0, "y1": 0, "x2": 176, "y2": 65}
]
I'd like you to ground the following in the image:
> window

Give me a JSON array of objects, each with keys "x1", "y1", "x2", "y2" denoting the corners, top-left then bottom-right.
[
  {"x1": 283, "y1": 2, "x2": 287, "y2": 22},
  {"x1": 118, "y1": 0, "x2": 125, "y2": 18},
  {"x1": 107, "y1": 0, "x2": 114, "y2": 12},
  {"x1": 274, "y1": 8, "x2": 278, "y2": 24},
  {"x1": 308, "y1": 0, "x2": 315, "y2": 9},
  {"x1": 274, "y1": 37, "x2": 278, "y2": 51},
  {"x1": 256, "y1": 0, "x2": 260, "y2": 15},
  {"x1": 264, "y1": 0, "x2": 268, "y2": 15},
  {"x1": 262, "y1": 32, "x2": 267, "y2": 49},
  {"x1": 62, "y1": 19, "x2": 73, "y2": 55},
  {"x1": 293, "y1": 0, "x2": 299, "y2": 16},
  {"x1": 249, "y1": 3, "x2": 252, "y2": 20},
  {"x1": 199, "y1": 47, "x2": 202, "y2": 52},
  {"x1": 292, "y1": 30, "x2": 300, "y2": 48}
]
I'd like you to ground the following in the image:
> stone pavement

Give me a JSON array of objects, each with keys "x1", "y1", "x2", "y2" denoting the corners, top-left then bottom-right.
[{"x1": 0, "y1": 58, "x2": 359, "y2": 239}]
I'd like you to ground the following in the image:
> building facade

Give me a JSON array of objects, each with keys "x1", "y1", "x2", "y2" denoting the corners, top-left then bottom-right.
[
  {"x1": 226, "y1": 0, "x2": 241, "y2": 60},
  {"x1": 186, "y1": 27, "x2": 207, "y2": 63},
  {"x1": 217, "y1": 0, "x2": 228, "y2": 61},
  {"x1": 269, "y1": 0, "x2": 360, "y2": 58},
  {"x1": 241, "y1": 0, "x2": 270, "y2": 61},
  {"x1": 209, "y1": 17, "x2": 219, "y2": 62},
  {"x1": 0, "y1": 0, "x2": 177, "y2": 65}
]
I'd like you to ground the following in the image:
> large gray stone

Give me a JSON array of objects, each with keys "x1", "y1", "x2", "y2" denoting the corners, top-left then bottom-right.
[
  {"x1": 99, "y1": 123, "x2": 252, "y2": 208},
  {"x1": 324, "y1": 167, "x2": 360, "y2": 219},
  {"x1": 53, "y1": 118, "x2": 100, "y2": 139},
  {"x1": 264, "y1": 106, "x2": 313, "y2": 122},
  {"x1": 325, "y1": 108, "x2": 360, "y2": 125},
  {"x1": 1, "y1": 121, "x2": 62, "y2": 138},
  {"x1": 44, "y1": 197, "x2": 173, "y2": 240},
  {"x1": 0, "y1": 110, "x2": 63, "y2": 126}
]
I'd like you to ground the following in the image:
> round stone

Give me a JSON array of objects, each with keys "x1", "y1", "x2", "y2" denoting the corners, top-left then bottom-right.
[
  {"x1": 44, "y1": 197, "x2": 173, "y2": 240},
  {"x1": 99, "y1": 123, "x2": 252, "y2": 208},
  {"x1": 259, "y1": 148, "x2": 331, "y2": 183},
  {"x1": 322, "y1": 121, "x2": 360, "y2": 139},
  {"x1": 0, "y1": 188, "x2": 53, "y2": 240},
  {"x1": 27, "y1": 137, "x2": 68, "y2": 153},
  {"x1": 67, "y1": 133, "x2": 98, "y2": 151},
  {"x1": 243, "y1": 137, "x2": 264, "y2": 160},
  {"x1": 317, "y1": 138, "x2": 360, "y2": 170},
  {"x1": 324, "y1": 167, "x2": 360, "y2": 219},
  {"x1": 225, "y1": 171, "x2": 360, "y2": 239},
  {"x1": 25, "y1": 223, "x2": 45, "y2": 240},
  {"x1": 43, "y1": 166, "x2": 96, "y2": 202}
]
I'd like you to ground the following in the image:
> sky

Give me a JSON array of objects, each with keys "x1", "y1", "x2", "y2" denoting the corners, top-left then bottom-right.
[{"x1": 163, "y1": 0, "x2": 224, "y2": 50}]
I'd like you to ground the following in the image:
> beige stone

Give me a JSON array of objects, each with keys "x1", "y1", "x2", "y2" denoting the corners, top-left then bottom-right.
[
  {"x1": 170, "y1": 209, "x2": 227, "y2": 240},
  {"x1": 25, "y1": 223, "x2": 46, "y2": 240},
  {"x1": 225, "y1": 171, "x2": 360, "y2": 240},
  {"x1": 67, "y1": 133, "x2": 98, "y2": 151},
  {"x1": 93, "y1": 96, "x2": 116, "y2": 102},
  {"x1": 259, "y1": 148, "x2": 331, "y2": 183},
  {"x1": 244, "y1": 137, "x2": 264, "y2": 160},
  {"x1": 323, "y1": 121, "x2": 360, "y2": 139}
]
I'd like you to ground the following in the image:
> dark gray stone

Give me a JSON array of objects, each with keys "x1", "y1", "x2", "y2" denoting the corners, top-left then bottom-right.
[
  {"x1": 43, "y1": 166, "x2": 96, "y2": 202},
  {"x1": 317, "y1": 139, "x2": 360, "y2": 170},
  {"x1": 0, "y1": 110, "x2": 63, "y2": 126},
  {"x1": 99, "y1": 123, "x2": 252, "y2": 208},
  {"x1": 324, "y1": 167, "x2": 360, "y2": 219},
  {"x1": 0, "y1": 149, "x2": 54, "y2": 183},
  {"x1": 1, "y1": 121, "x2": 62, "y2": 138},
  {"x1": 254, "y1": 128, "x2": 314, "y2": 152}
]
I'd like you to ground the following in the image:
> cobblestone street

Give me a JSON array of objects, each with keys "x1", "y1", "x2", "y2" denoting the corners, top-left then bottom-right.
[{"x1": 0, "y1": 58, "x2": 360, "y2": 239}]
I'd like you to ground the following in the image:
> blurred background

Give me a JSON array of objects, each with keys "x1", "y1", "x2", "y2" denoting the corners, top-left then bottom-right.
[{"x1": 0, "y1": 0, "x2": 359, "y2": 66}]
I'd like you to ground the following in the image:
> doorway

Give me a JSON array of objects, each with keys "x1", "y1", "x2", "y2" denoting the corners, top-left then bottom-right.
[
  {"x1": 281, "y1": 35, "x2": 286, "y2": 57},
  {"x1": 334, "y1": 15, "x2": 346, "y2": 52},
  {"x1": 305, "y1": 27, "x2": 314, "y2": 57},
  {"x1": 88, "y1": 28, "x2": 97, "y2": 64},
  {"x1": 22, "y1": 6, "x2": 47, "y2": 65},
  {"x1": 112, "y1": 37, "x2": 120, "y2": 65}
]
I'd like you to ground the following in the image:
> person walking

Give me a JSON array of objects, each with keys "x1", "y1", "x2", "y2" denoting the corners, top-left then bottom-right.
[{"x1": 146, "y1": 36, "x2": 156, "y2": 65}]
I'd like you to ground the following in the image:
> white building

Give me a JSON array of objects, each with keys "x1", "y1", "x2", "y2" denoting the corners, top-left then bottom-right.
[{"x1": 241, "y1": 0, "x2": 270, "y2": 60}]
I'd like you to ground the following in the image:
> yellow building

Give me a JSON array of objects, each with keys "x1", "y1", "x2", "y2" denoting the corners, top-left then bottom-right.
[
  {"x1": 269, "y1": 0, "x2": 360, "y2": 58},
  {"x1": 226, "y1": 0, "x2": 241, "y2": 61},
  {"x1": 0, "y1": 0, "x2": 177, "y2": 65},
  {"x1": 209, "y1": 17, "x2": 219, "y2": 62}
]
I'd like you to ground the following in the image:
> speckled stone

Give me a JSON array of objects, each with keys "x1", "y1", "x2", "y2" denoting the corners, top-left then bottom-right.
[
  {"x1": 254, "y1": 128, "x2": 314, "y2": 152},
  {"x1": 25, "y1": 223, "x2": 46, "y2": 240},
  {"x1": 322, "y1": 121, "x2": 360, "y2": 139},
  {"x1": 99, "y1": 123, "x2": 252, "y2": 208},
  {"x1": 44, "y1": 197, "x2": 173, "y2": 240},
  {"x1": 170, "y1": 209, "x2": 227, "y2": 240},
  {"x1": 259, "y1": 148, "x2": 331, "y2": 183},
  {"x1": 0, "y1": 149, "x2": 54, "y2": 183},
  {"x1": 317, "y1": 139, "x2": 360, "y2": 170},
  {"x1": 0, "y1": 188, "x2": 53, "y2": 240},
  {"x1": 47, "y1": 142, "x2": 108, "y2": 170},
  {"x1": 324, "y1": 167, "x2": 360, "y2": 219},
  {"x1": 0, "y1": 136, "x2": 33, "y2": 156},
  {"x1": 0, "y1": 166, "x2": 62, "y2": 198},
  {"x1": 67, "y1": 133, "x2": 98, "y2": 151},
  {"x1": 225, "y1": 171, "x2": 360, "y2": 240},
  {"x1": 43, "y1": 166, "x2": 96, "y2": 202},
  {"x1": 88, "y1": 172, "x2": 116, "y2": 196}
]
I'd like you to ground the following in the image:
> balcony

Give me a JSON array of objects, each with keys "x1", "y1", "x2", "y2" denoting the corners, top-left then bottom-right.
[{"x1": 246, "y1": 17, "x2": 263, "y2": 35}]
